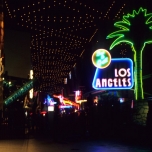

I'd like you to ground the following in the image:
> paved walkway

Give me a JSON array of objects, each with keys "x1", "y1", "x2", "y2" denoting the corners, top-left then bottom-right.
[{"x1": 0, "y1": 138, "x2": 152, "y2": 152}]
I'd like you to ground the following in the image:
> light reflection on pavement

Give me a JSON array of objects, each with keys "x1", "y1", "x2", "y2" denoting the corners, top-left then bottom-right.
[{"x1": 0, "y1": 138, "x2": 152, "y2": 152}]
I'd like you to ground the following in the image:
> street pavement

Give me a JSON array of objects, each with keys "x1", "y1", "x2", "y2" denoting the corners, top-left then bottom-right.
[{"x1": 0, "y1": 137, "x2": 152, "y2": 152}]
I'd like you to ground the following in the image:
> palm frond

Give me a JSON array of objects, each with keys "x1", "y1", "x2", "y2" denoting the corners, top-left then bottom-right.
[
  {"x1": 144, "y1": 40, "x2": 152, "y2": 45},
  {"x1": 107, "y1": 30, "x2": 128, "y2": 39},
  {"x1": 107, "y1": 7, "x2": 152, "y2": 50},
  {"x1": 145, "y1": 13, "x2": 152, "y2": 24},
  {"x1": 122, "y1": 16, "x2": 131, "y2": 25},
  {"x1": 146, "y1": 13, "x2": 152, "y2": 28},
  {"x1": 134, "y1": 7, "x2": 146, "y2": 16},
  {"x1": 110, "y1": 36, "x2": 133, "y2": 50},
  {"x1": 114, "y1": 21, "x2": 130, "y2": 30}
]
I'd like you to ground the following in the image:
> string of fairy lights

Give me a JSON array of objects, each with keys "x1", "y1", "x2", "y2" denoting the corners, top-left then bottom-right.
[
  {"x1": 113, "y1": 3, "x2": 126, "y2": 20},
  {"x1": 4, "y1": 0, "x2": 126, "y2": 93},
  {"x1": 104, "y1": 1, "x2": 116, "y2": 19}
]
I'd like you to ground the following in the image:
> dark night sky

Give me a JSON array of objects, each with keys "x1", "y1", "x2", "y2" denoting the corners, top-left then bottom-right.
[{"x1": 4, "y1": 29, "x2": 31, "y2": 79}]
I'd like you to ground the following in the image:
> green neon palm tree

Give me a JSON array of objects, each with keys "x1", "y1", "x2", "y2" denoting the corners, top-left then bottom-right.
[{"x1": 107, "y1": 7, "x2": 152, "y2": 101}]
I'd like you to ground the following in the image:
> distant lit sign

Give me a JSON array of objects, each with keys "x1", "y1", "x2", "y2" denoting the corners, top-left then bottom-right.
[
  {"x1": 75, "y1": 90, "x2": 82, "y2": 102},
  {"x1": 29, "y1": 70, "x2": 33, "y2": 99},
  {"x1": 92, "y1": 49, "x2": 134, "y2": 90},
  {"x1": 119, "y1": 98, "x2": 125, "y2": 103},
  {"x1": 64, "y1": 78, "x2": 67, "y2": 84},
  {"x1": 69, "y1": 71, "x2": 71, "y2": 79},
  {"x1": 48, "y1": 105, "x2": 54, "y2": 111}
]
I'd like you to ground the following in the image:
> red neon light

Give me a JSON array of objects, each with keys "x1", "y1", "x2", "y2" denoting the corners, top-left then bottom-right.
[{"x1": 41, "y1": 111, "x2": 47, "y2": 114}]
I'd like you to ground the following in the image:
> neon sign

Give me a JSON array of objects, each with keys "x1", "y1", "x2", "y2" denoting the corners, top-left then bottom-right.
[
  {"x1": 92, "y1": 49, "x2": 111, "y2": 69},
  {"x1": 92, "y1": 50, "x2": 134, "y2": 90},
  {"x1": 53, "y1": 94, "x2": 80, "y2": 109},
  {"x1": 106, "y1": 7, "x2": 152, "y2": 100},
  {"x1": 44, "y1": 95, "x2": 56, "y2": 106},
  {"x1": 75, "y1": 90, "x2": 82, "y2": 102}
]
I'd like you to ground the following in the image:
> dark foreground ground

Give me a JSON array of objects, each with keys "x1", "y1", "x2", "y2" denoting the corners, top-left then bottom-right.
[
  {"x1": 1, "y1": 105, "x2": 152, "y2": 151},
  {"x1": 0, "y1": 137, "x2": 152, "y2": 152},
  {"x1": 1, "y1": 123, "x2": 152, "y2": 152}
]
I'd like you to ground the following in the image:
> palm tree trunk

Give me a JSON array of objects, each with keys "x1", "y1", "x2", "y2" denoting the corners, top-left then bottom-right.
[{"x1": 134, "y1": 50, "x2": 144, "y2": 100}]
